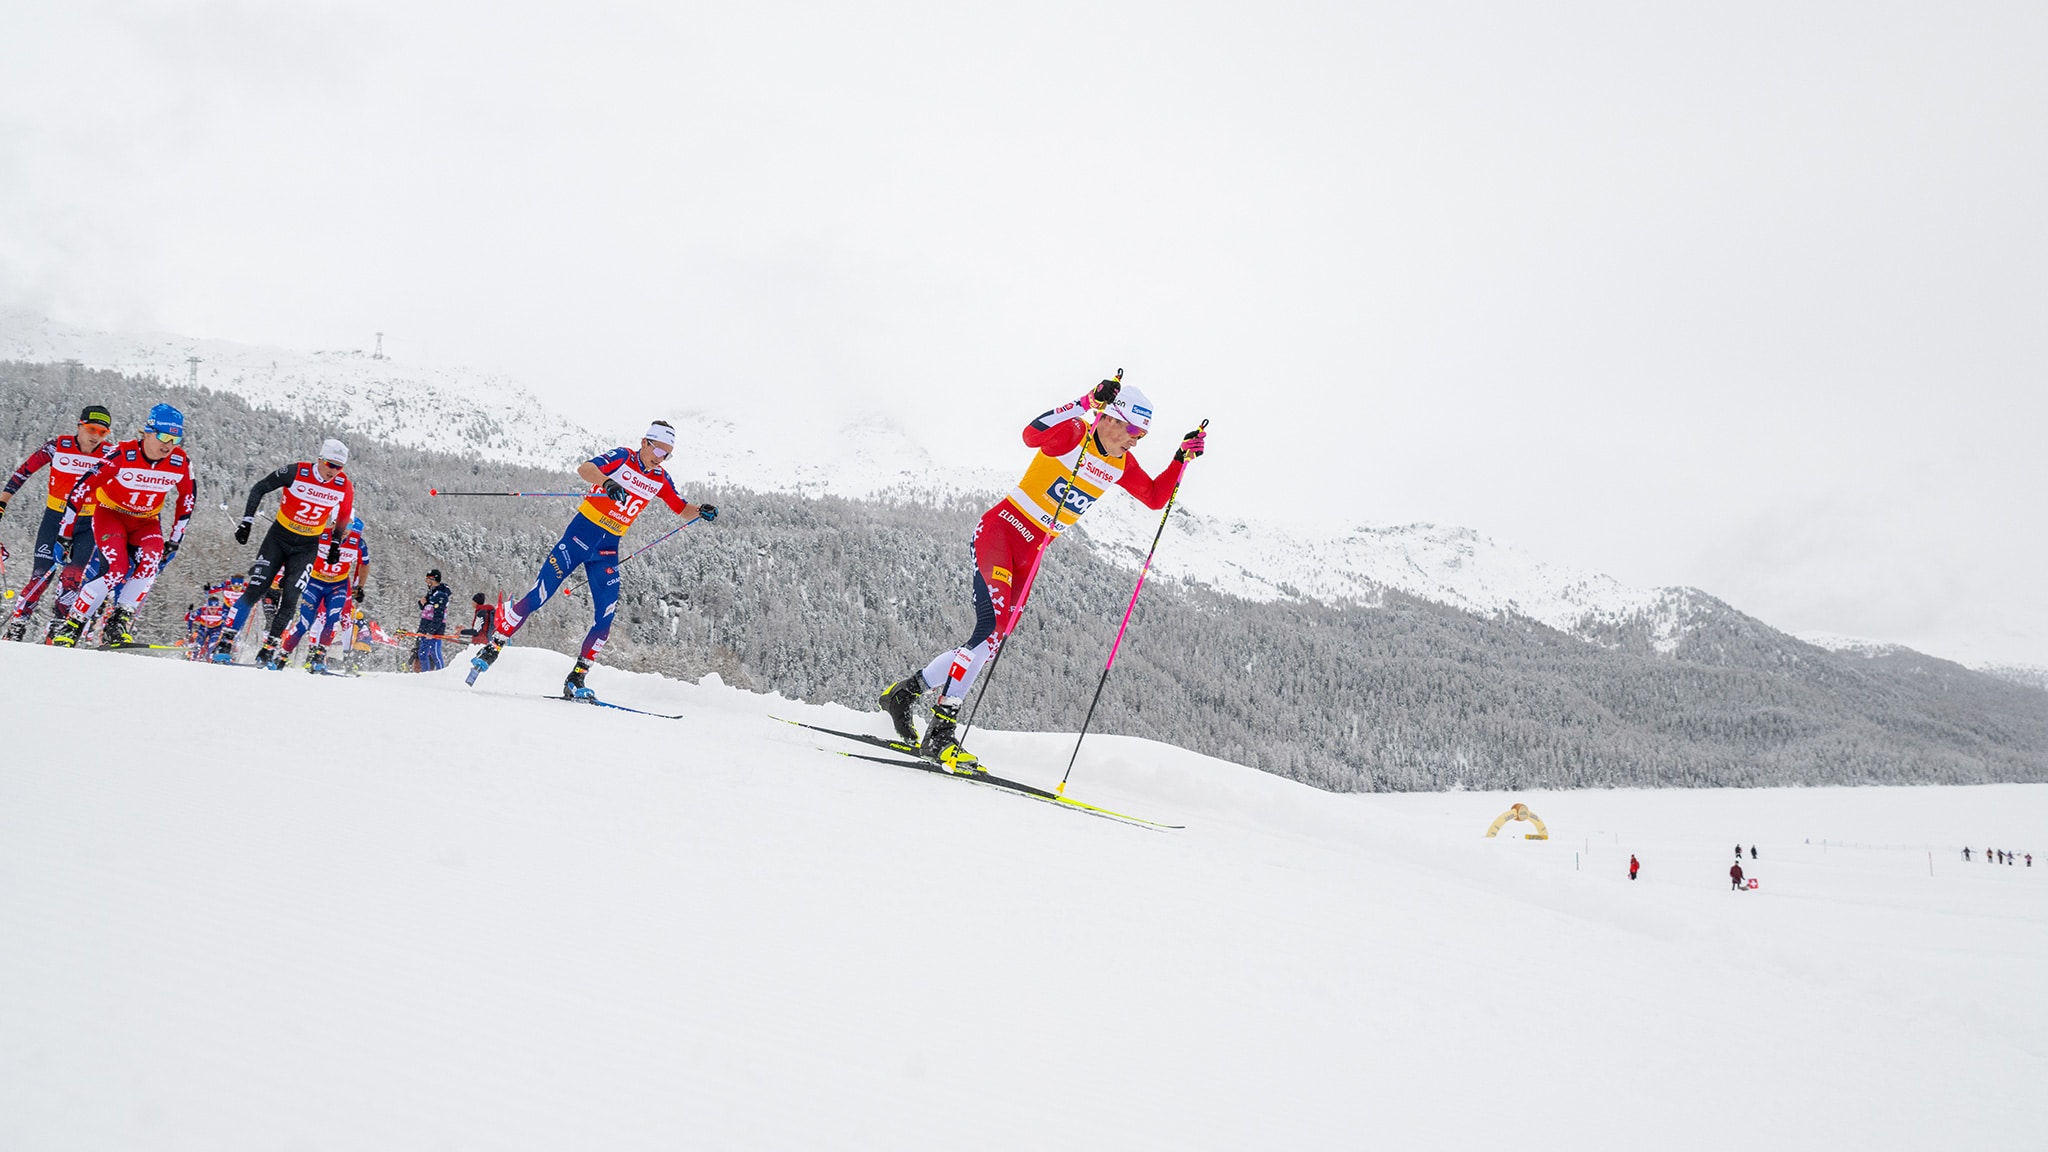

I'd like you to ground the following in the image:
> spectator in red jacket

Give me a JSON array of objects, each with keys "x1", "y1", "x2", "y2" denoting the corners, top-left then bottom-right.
[
  {"x1": 1730, "y1": 862, "x2": 1746, "y2": 891},
  {"x1": 1629, "y1": 855, "x2": 1640, "y2": 880}
]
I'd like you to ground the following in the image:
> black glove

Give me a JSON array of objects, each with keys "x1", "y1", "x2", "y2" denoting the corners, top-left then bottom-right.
[
  {"x1": 161, "y1": 541, "x2": 180, "y2": 567},
  {"x1": 1091, "y1": 377, "x2": 1122, "y2": 407},
  {"x1": 697, "y1": 503, "x2": 718, "y2": 523},
  {"x1": 601, "y1": 479, "x2": 630, "y2": 502},
  {"x1": 326, "y1": 540, "x2": 342, "y2": 564},
  {"x1": 0, "y1": 499, "x2": 9, "y2": 522},
  {"x1": 234, "y1": 518, "x2": 252, "y2": 545}
]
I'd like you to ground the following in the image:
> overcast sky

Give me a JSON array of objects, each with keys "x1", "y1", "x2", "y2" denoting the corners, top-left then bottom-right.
[{"x1": 3, "y1": 1, "x2": 2043, "y2": 665}]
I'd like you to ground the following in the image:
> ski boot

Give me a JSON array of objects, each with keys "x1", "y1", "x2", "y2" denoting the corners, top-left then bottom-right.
[
  {"x1": 563, "y1": 660, "x2": 597, "y2": 702},
  {"x1": 2, "y1": 617, "x2": 27, "y2": 643},
  {"x1": 48, "y1": 616, "x2": 85, "y2": 649},
  {"x1": 918, "y1": 701, "x2": 983, "y2": 775},
  {"x1": 879, "y1": 672, "x2": 928, "y2": 744},
  {"x1": 255, "y1": 636, "x2": 283, "y2": 670},
  {"x1": 466, "y1": 636, "x2": 504, "y2": 685},
  {"x1": 99, "y1": 607, "x2": 138, "y2": 649},
  {"x1": 211, "y1": 628, "x2": 239, "y2": 664},
  {"x1": 306, "y1": 644, "x2": 328, "y2": 675}
]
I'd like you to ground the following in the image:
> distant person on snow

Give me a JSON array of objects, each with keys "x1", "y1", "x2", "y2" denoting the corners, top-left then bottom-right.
[
  {"x1": 189, "y1": 594, "x2": 228, "y2": 659},
  {"x1": 469, "y1": 420, "x2": 715, "y2": 700},
  {"x1": 1629, "y1": 855, "x2": 1640, "y2": 881},
  {"x1": 1, "y1": 404, "x2": 118, "y2": 641},
  {"x1": 1734, "y1": 844, "x2": 1742, "y2": 859},
  {"x1": 48, "y1": 404, "x2": 198, "y2": 649},
  {"x1": 877, "y1": 375, "x2": 1206, "y2": 773},
  {"x1": 460, "y1": 592, "x2": 495, "y2": 646},
  {"x1": 1962, "y1": 847, "x2": 1972, "y2": 862},
  {"x1": 214, "y1": 439, "x2": 355, "y2": 667},
  {"x1": 1730, "y1": 862, "x2": 1746, "y2": 891},
  {"x1": 1750, "y1": 845, "x2": 1758, "y2": 859},
  {"x1": 415, "y1": 569, "x2": 451, "y2": 672}
]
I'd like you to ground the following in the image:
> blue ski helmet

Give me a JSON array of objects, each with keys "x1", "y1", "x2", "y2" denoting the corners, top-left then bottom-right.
[
  {"x1": 145, "y1": 403, "x2": 185, "y2": 439},
  {"x1": 348, "y1": 515, "x2": 363, "y2": 534}
]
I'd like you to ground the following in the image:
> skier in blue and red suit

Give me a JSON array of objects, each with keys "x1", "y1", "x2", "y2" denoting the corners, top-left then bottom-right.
[{"x1": 468, "y1": 420, "x2": 716, "y2": 700}]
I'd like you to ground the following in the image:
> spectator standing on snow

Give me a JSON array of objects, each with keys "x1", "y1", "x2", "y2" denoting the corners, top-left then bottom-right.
[
  {"x1": 1730, "y1": 862, "x2": 1745, "y2": 891},
  {"x1": 459, "y1": 592, "x2": 496, "y2": 646},
  {"x1": 414, "y1": 569, "x2": 451, "y2": 672},
  {"x1": 1750, "y1": 845, "x2": 1758, "y2": 859},
  {"x1": 1963, "y1": 847, "x2": 1972, "y2": 862},
  {"x1": 1629, "y1": 855, "x2": 1640, "y2": 881},
  {"x1": 1735, "y1": 844, "x2": 1742, "y2": 859}
]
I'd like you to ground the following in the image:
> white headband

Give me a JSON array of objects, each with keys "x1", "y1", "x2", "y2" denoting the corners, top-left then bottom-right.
[{"x1": 644, "y1": 422, "x2": 677, "y2": 448}]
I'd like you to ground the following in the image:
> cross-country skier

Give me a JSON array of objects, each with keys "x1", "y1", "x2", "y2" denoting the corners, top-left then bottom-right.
[
  {"x1": 468, "y1": 420, "x2": 716, "y2": 699},
  {"x1": 213, "y1": 440, "x2": 355, "y2": 666},
  {"x1": 277, "y1": 515, "x2": 369, "y2": 673},
  {"x1": 414, "y1": 569, "x2": 451, "y2": 671},
  {"x1": 1, "y1": 405, "x2": 119, "y2": 641},
  {"x1": 876, "y1": 376, "x2": 1206, "y2": 771},
  {"x1": 48, "y1": 404, "x2": 197, "y2": 649},
  {"x1": 189, "y1": 594, "x2": 229, "y2": 659}
]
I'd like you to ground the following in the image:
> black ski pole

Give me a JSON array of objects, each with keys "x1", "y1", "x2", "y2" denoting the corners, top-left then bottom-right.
[{"x1": 1057, "y1": 418, "x2": 1204, "y2": 796}]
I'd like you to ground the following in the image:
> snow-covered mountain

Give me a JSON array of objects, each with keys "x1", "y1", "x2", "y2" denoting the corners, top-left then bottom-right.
[
  {"x1": 0, "y1": 308, "x2": 1800, "y2": 654},
  {"x1": 0, "y1": 306, "x2": 597, "y2": 467}
]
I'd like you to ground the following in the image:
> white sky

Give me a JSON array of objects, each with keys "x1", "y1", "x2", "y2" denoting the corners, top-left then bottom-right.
[{"x1": 3, "y1": 1, "x2": 2044, "y2": 665}]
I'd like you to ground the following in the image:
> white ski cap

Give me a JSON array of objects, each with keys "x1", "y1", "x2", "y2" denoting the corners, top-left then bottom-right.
[
  {"x1": 643, "y1": 421, "x2": 677, "y2": 449},
  {"x1": 318, "y1": 438, "x2": 349, "y2": 465},
  {"x1": 1103, "y1": 384, "x2": 1154, "y2": 433}
]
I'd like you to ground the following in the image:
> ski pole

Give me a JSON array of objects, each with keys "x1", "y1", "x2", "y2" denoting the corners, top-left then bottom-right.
[
  {"x1": 619, "y1": 515, "x2": 701, "y2": 566},
  {"x1": 559, "y1": 513, "x2": 704, "y2": 599},
  {"x1": 426, "y1": 489, "x2": 586, "y2": 497},
  {"x1": 1057, "y1": 419, "x2": 1205, "y2": 795}
]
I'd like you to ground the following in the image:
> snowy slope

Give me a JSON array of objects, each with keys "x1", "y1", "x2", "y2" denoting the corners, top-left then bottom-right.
[{"x1": 2, "y1": 643, "x2": 2043, "y2": 1149}]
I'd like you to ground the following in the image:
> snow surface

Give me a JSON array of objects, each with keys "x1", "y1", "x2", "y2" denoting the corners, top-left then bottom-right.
[
  {"x1": 1794, "y1": 630, "x2": 1913, "y2": 658},
  {"x1": 2, "y1": 642, "x2": 2043, "y2": 1149}
]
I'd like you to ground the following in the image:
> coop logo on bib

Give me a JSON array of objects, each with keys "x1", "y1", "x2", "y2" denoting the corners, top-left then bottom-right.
[{"x1": 1046, "y1": 476, "x2": 1097, "y2": 516}]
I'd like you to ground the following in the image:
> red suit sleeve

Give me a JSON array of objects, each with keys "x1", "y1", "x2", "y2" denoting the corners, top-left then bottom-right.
[
  {"x1": 1113, "y1": 452, "x2": 1187, "y2": 511},
  {"x1": 170, "y1": 470, "x2": 197, "y2": 543},
  {"x1": 4, "y1": 441, "x2": 54, "y2": 496},
  {"x1": 1021, "y1": 398, "x2": 1093, "y2": 456},
  {"x1": 659, "y1": 474, "x2": 690, "y2": 515}
]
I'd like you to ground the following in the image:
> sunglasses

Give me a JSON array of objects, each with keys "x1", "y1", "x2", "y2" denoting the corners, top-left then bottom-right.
[
  {"x1": 642, "y1": 439, "x2": 672, "y2": 458},
  {"x1": 150, "y1": 431, "x2": 183, "y2": 445}
]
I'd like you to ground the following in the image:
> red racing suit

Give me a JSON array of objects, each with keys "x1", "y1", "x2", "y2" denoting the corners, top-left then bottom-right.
[
  {"x1": 921, "y1": 398, "x2": 1186, "y2": 701},
  {"x1": 59, "y1": 438, "x2": 198, "y2": 619}
]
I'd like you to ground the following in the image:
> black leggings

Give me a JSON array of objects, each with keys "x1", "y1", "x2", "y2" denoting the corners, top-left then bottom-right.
[{"x1": 230, "y1": 524, "x2": 322, "y2": 640}]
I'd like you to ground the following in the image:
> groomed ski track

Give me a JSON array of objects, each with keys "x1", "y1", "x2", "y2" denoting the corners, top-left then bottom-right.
[{"x1": 2, "y1": 642, "x2": 2044, "y2": 1149}]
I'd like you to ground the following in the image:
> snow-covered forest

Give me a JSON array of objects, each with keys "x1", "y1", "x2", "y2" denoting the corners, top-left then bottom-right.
[{"x1": 5, "y1": 360, "x2": 2045, "y2": 790}]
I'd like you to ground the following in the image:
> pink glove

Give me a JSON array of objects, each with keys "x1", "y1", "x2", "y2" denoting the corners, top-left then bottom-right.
[{"x1": 1176, "y1": 427, "x2": 1207, "y2": 462}]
